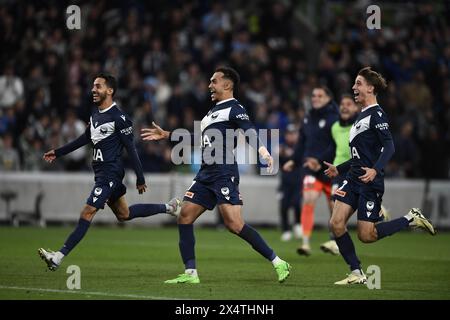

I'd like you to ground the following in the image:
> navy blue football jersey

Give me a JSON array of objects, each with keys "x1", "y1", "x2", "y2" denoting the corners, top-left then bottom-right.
[
  {"x1": 55, "y1": 103, "x2": 145, "y2": 185},
  {"x1": 346, "y1": 104, "x2": 394, "y2": 185},
  {"x1": 194, "y1": 98, "x2": 260, "y2": 183}
]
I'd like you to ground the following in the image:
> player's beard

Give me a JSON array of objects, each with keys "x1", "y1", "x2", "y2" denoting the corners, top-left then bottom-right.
[{"x1": 93, "y1": 92, "x2": 107, "y2": 106}]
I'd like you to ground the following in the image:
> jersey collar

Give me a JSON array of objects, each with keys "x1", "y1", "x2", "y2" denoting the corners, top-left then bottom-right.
[
  {"x1": 361, "y1": 103, "x2": 378, "y2": 113},
  {"x1": 215, "y1": 98, "x2": 236, "y2": 106},
  {"x1": 99, "y1": 102, "x2": 116, "y2": 113}
]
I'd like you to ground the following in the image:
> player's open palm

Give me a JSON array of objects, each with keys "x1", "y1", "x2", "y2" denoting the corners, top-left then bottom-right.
[
  {"x1": 43, "y1": 150, "x2": 56, "y2": 163},
  {"x1": 323, "y1": 161, "x2": 338, "y2": 178},
  {"x1": 141, "y1": 122, "x2": 169, "y2": 141}
]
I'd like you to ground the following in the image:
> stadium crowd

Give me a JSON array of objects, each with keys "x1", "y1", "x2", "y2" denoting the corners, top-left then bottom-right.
[{"x1": 0, "y1": 1, "x2": 449, "y2": 179}]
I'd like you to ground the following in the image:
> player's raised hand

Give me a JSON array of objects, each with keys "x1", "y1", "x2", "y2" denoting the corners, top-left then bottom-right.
[
  {"x1": 323, "y1": 161, "x2": 338, "y2": 178},
  {"x1": 303, "y1": 157, "x2": 321, "y2": 171},
  {"x1": 137, "y1": 183, "x2": 147, "y2": 194},
  {"x1": 282, "y1": 160, "x2": 295, "y2": 172},
  {"x1": 43, "y1": 150, "x2": 56, "y2": 163},
  {"x1": 359, "y1": 167, "x2": 377, "y2": 183},
  {"x1": 265, "y1": 154, "x2": 274, "y2": 174},
  {"x1": 141, "y1": 122, "x2": 170, "y2": 141}
]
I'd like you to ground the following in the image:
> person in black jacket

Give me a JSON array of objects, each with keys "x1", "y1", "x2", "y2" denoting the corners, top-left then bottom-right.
[{"x1": 283, "y1": 86, "x2": 339, "y2": 256}]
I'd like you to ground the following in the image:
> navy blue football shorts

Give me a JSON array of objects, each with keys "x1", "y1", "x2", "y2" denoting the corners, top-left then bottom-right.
[
  {"x1": 183, "y1": 177, "x2": 243, "y2": 210},
  {"x1": 86, "y1": 179, "x2": 127, "y2": 209},
  {"x1": 333, "y1": 178, "x2": 384, "y2": 223}
]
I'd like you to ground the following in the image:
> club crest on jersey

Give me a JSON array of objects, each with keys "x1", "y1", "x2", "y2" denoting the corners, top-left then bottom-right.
[
  {"x1": 366, "y1": 201, "x2": 375, "y2": 211},
  {"x1": 319, "y1": 119, "x2": 326, "y2": 128},
  {"x1": 94, "y1": 187, "x2": 102, "y2": 196}
]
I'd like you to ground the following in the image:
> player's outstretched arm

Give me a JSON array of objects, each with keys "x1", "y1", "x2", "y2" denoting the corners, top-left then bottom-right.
[
  {"x1": 44, "y1": 128, "x2": 90, "y2": 162},
  {"x1": 141, "y1": 122, "x2": 170, "y2": 141}
]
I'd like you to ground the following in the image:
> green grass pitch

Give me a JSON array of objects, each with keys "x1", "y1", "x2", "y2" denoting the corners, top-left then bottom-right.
[{"x1": 0, "y1": 226, "x2": 449, "y2": 300}]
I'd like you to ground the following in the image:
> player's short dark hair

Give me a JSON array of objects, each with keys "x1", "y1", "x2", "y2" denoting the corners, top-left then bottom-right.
[
  {"x1": 215, "y1": 66, "x2": 240, "y2": 92},
  {"x1": 358, "y1": 67, "x2": 387, "y2": 95},
  {"x1": 94, "y1": 73, "x2": 117, "y2": 97},
  {"x1": 313, "y1": 85, "x2": 333, "y2": 99}
]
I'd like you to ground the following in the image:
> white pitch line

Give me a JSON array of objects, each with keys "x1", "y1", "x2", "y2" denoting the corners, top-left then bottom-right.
[{"x1": 0, "y1": 285, "x2": 188, "y2": 300}]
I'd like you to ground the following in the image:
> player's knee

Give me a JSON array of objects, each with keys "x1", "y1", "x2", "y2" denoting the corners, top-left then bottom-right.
[
  {"x1": 116, "y1": 215, "x2": 129, "y2": 222},
  {"x1": 224, "y1": 220, "x2": 243, "y2": 234},
  {"x1": 357, "y1": 230, "x2": 376, "y2": 243},
  {"x1": 80, "y1": 206, "x2": 97, "y2": 221},
  {"x1": 330, "y1": 217, "x2": 345, "y2": 236}
]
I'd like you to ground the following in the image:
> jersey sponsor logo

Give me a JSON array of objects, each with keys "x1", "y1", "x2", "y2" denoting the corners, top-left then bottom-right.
[
  {"x1": 120, "y1": 115, "x2": 126, "y2": 121},
  {"x1": 235, "y1": 113, "x2": 249, "y2": 121},
  {"x1": 184, "y1": 191, "x2": 194, "y2": 198},
  {"x1": 366, "y1": 201, "x2": 375, "y2": 211},
  {"x1": 375, "y1": 123, "x2": 389, "y2": 130},
  {"x1": 120, "y1": 126, "x2": 133, "y2": 135},
  {"x1": 94, "y1": 187, "x2": 102, "y2": 196},
  {"x1": 202, "y1": 134, "x2": 212, "y2": 147},
  {"x1": 351, "y1": 146, "x2": 361, "y2": 159},
  {"x1": 319, "y1": 119, "x2": 326, "y2": 128},
  {"x1": 93, "y1": 148, "x2": 104, "y2": 161}
]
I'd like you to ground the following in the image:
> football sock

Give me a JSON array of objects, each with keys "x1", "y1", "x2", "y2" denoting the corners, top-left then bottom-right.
[
  {"x1": 237, "y1": 224, "x2": 276, "y2": 261},
  {"x1": 375, "y1": 217, "x2": 409, "y2": 240},
  {"x1": 300, "y1": 203, "x2": 314, "y2": 237},
  {"x1": 179, "y1": 224, "x2": 196, "y2": 269},
  {"x1": 302, "y1": 236, "x2": 310, "y2": 246},
  {"x1": 128, "y1": 204, "x2": 167, "y2": 220},
  {"x1": 335, "y1": 232, "x2": 361, "y2": 271},
  {"x1": 60, "y1": 218, "x2": 91, "y2": 256},
  {"x1": 271, "y1": 256, "x2": 283, "y2": 266},
  {"x1": 185, "y1": 268, "x2": 198, "y2": 277}
]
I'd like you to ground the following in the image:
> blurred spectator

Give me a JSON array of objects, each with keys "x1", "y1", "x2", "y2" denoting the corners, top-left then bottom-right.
[
  {"x1": 0, "y1": 64, "x2": 24, "y2": 109},
  {"x1": 0, "y1": 133, "x2": 21, "y2": 171},
  {"x1": 0, "y1": 1, "x2": 447, "y2": 179},
  {"x1": 60, "y1": 109, "x2": 88, "y2": 171}
]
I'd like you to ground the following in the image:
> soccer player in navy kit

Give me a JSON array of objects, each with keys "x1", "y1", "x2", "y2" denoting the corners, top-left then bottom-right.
[
  {"x1": 324, "y1": 67, "x2": 436, "y2": 285},
  {"x1": 141, "y1": 67, "x2": 291, "y2": 284},
  {"x1": 283, "y1": 86, "x2": 339, "y2": 256},
  {"x1": 38, "y1": 74, "x2": 180, "y2": 271}
]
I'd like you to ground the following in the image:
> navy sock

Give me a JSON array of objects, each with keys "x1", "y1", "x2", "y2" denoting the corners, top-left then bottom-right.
[
  {"x1": 178, "y1": 224, "x2": 196, "y2": 269},
  {"x1": 60, "y1": 218, "x2": 91, "y2": 256},
  {"x1": 237, "y1": 224, "x2": 276, "y2": 261},
  {"x1": 128, "y1": 204, "x2": 166, "y2": 220},
  {"x1": 335, "y1": 232, "x2": 361, "y2": 271},
  {"x1": 375, "y1": 217, "x2": 409, "y2": 240}
]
